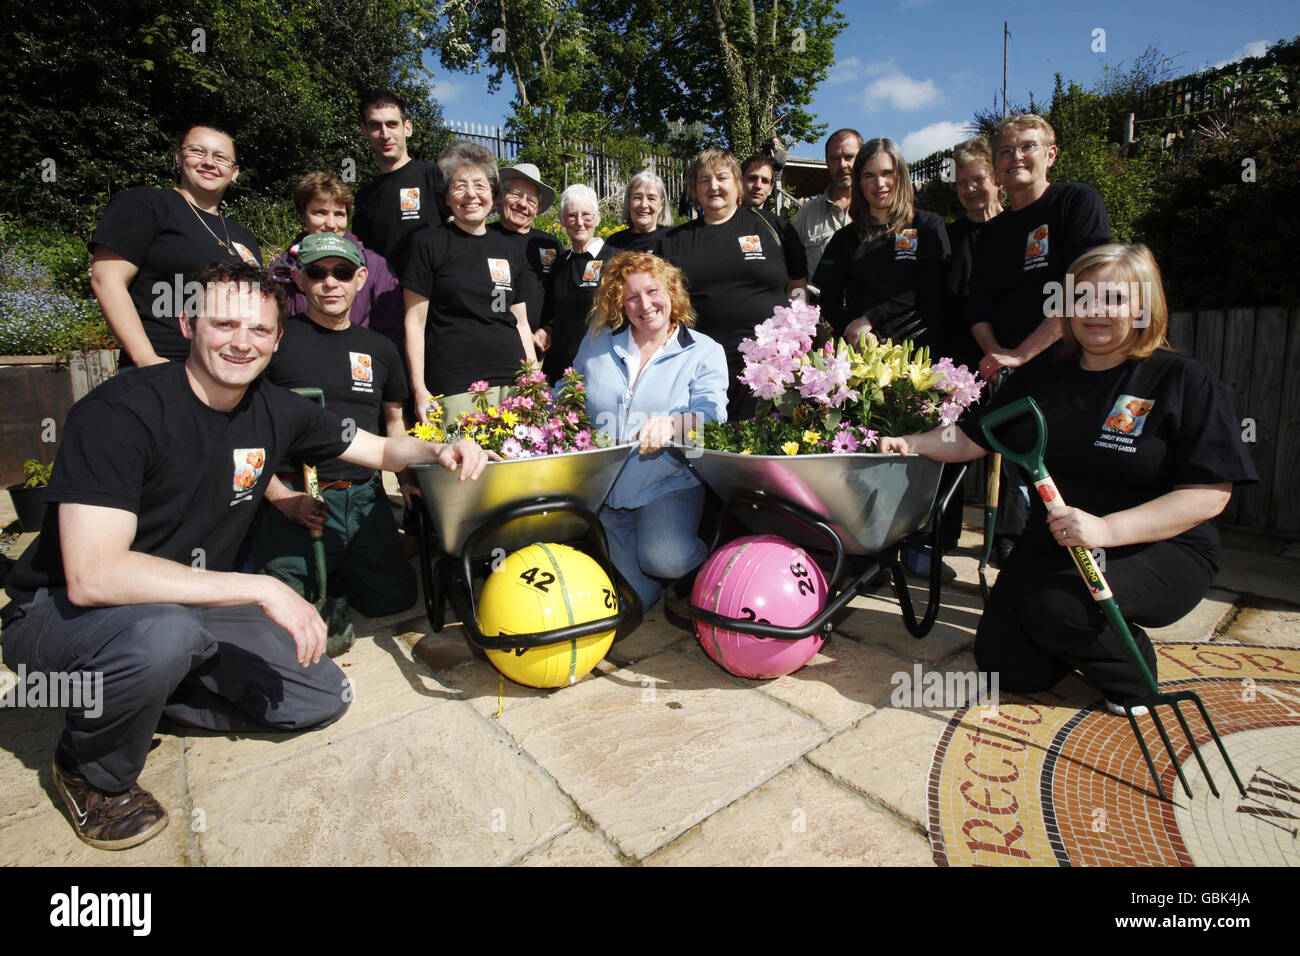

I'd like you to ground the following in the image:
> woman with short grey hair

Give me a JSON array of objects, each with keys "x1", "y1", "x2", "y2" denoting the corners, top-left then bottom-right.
[
  {"x1": 606, "y1": 170, "x2": 673, "y2": 252},
  {"x1": 542, "y1": 183, "x2": 606, "y2": 381}
]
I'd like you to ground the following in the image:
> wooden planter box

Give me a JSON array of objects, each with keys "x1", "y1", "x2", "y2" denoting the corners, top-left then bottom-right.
[{"x1": 0, "y1": 350, "x2": 118, "y2": 487}]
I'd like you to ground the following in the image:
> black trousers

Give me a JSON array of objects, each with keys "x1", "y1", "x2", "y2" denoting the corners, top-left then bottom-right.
[{"x1": 974, "y1": 537, "x2": 1213, "y2": 701}]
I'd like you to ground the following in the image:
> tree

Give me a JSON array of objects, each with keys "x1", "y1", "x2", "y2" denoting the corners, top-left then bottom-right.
[
  {"x1": 432, "y1": 0, "x2": 846, "y2": 162},
  {"x1": 1, "y1": 0, "x2": 450, "y2": 243}
]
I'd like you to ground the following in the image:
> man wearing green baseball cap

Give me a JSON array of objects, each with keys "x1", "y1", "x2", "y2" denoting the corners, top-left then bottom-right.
[{"x1": 254, "y1": 233, "x2": 416, "y2": 655}]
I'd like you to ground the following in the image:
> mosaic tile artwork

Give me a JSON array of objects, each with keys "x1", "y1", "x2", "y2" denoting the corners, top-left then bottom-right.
[{"x1": 928, "y1": 642, "x2": 1300, "y2": 866}]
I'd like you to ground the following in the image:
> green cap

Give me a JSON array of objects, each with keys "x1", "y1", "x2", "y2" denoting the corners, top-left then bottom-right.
[{"x1": 298, "y1": 233, "x2": 364, "y2": 268}]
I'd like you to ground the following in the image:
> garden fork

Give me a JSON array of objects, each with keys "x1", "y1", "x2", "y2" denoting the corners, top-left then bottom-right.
[{"x1": 980, "y1": 397, "x2": 1246, "y2": 801}]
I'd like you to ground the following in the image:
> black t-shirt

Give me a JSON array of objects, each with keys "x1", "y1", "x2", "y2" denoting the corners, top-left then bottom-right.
[
  {"x1": 544, "y1": 242, "x2": 607, "y2": 381},
  {"x1": 606, "y1": 226, "x2": 668, "y2": 253},
  {"x1": 967, "y1": 182, "x2": 1111, "y2": 348},
  {"x1": 960, "y1": 349, "x2": 1258, "y2": 570},
  {"x1": 813, "y1": 210, "x2": 949, "y2": 347},
  {"x1": 353, "y1": 160, "x2": 446, "y2": 266},
  {"x1": 90, "y1": 187, "x2": 263, "y2": 364},
  {"x1": 757, "y1": 209, "x2": 809, "y2": 282},
  {"x1": 398, "y1": 223, "x2": 528, "y2": 395},
  {"x1": 265, "y1": 317, "x2": 409, "y2": 482},
  {"x1": 487, "y1": 221, "x2": 560, "y2": 331},
  {"x1": 940, "y1": 216, "x2": 992, "y2": 369},
  {"x1": 657, "y1": 207, "x2": 794, "y2": 371},
  {"x1": 4, "y1": 362, "x2": 349, "y2": 600}
]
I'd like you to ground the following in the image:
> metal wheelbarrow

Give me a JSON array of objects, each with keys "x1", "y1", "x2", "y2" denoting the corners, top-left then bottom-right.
[
  {"x1": 409, "y1": 444, "x2": 643, "y2": 658},
  {"x1": 665, "y1": 448, "x2": 967, "y2": 643}
]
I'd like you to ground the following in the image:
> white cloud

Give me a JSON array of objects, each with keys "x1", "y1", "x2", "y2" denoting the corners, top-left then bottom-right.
[
  {"x1": 1213, "y1": 40, "x2": 1268, "y2": 69},
  {"x1": 827, "y1": 56, "x2": 862, "y2": 84},
  {"x1": 899, "y1": 121, "x2": 970, "y2": 162},
  {"x1": 855, "y1": 59, "x2": 943, "y2": 111}
]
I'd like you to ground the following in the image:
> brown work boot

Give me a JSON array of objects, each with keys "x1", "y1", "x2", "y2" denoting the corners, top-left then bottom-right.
[{"x1": 51, "y1": 757, "x2": 169, "y2": 851}]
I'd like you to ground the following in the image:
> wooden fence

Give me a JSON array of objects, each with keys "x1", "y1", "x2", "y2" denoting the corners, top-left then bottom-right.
[
  {"x1": 441, "y1": 119, "x2": 688, "y2": 202},
  {"x1": 960, "y1": 307, "x2": 1300, "y2": 537}
]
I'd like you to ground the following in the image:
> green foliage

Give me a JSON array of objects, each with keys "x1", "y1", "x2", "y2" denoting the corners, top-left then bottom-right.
[
  {"x1": 914, "y1": 177, "x2": 963, "y2": 222},
  {"x1": 20, "y1": 459, "x2": 54, "y2": 489},
  {"x1": 2, "y1": 0, "x2": 450, "y2": 238},
  {"x1": 0, "y1": 246, "x2": 115, "y2": 357},
  {"x1": 1138, "y1": 112, "x2": 1300, "y2": 307}
]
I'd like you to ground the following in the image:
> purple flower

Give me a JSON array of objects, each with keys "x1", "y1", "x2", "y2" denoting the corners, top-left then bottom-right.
[
  {"x1": 830, "y1": 429, "x2": 860, "y2": 454},
  {"x1": 501, "y1": 437, "x2": 524, "y2": 458}
]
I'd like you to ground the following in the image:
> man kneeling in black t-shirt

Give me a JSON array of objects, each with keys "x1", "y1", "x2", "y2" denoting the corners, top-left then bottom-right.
[
  {"x1": 0, "y1": 262, "x2": 489, "y2": 851},
  {"x1": 254, "y1": 234, "x2": 416, "y2": 654}
]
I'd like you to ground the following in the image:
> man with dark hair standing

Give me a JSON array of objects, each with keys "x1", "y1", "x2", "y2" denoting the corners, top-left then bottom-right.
[
  {"x1": 352, "y1": 91, "x2": 447, "y2": 265},
  {"x1": 793, "y1": 128, "x2": 862, "y2": 282},
  {"x1": 0, "y1": 262, "x2": 488, "y2": 851},
  {"x1": 741, "y1": 154, "x2": 778, "y2": 210}
]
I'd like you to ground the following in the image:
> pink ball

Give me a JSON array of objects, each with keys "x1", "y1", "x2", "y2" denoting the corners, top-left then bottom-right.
[{"x1": 691, "y1": 535, "x2": 828, "y2": 679}]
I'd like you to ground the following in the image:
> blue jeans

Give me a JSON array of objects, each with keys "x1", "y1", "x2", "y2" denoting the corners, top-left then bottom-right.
[{"x1": 599, "y1": 486, "x2": 708, "y2": 610}]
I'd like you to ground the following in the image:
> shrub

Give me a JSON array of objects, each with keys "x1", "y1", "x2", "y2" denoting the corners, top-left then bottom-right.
[{"x1": 0, "y1": 247, "x2": 114, "y2": 356}]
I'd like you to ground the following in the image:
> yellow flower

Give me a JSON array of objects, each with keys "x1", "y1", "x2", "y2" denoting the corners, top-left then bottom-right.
[
  {"x1": 740, "y1": 448, "x2": 753, "y2": 455},
  {"x1": 781, "y1": 441, "x2": 800, "y2": 456},
  {"x1": 500, "y1": 409, "x2": 519, "y2": 427},
  {"x1": 688, "y1": 429, "x2": 698, "y2": 441},
  {"x1": 802, "y1": 429, "x2": 821, "y2": 444},
  {"x1": 409, "y1": 422, "x2": 439, "y2": 443}
]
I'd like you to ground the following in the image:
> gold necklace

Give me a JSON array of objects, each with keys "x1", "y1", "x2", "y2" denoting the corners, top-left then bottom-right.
[{"x1": 177, "y1": 188, "x2": 236, "y2": 255}]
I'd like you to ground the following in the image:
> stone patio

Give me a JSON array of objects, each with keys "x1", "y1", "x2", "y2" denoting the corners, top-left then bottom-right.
[{"x1": 1, "y1": 489, "x2": 1297, "y2": 866}]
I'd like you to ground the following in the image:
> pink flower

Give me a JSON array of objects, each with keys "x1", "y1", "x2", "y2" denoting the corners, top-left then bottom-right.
[
  {"x1": 468, "y1": 380, "x2": 490, "y2": 395},
  {"x1": 501, "y1": 438, "x2": 524, "y2": 458},
  {"x1": 574, "y1": 429, "x2": 593, "y2": 449},
  {"x1": 830, "y1": 429, "x2": 860, "y2": 454}
]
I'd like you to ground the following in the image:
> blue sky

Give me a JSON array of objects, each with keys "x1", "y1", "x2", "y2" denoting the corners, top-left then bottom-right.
[{"x1": 424, "y1": 0, "x2": 1300, "y2": 161}]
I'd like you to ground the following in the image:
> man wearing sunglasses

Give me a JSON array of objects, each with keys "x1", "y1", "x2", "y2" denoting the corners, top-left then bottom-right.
[{"x1": 254, "y1": 234, "x2": 416, "y2": 654}]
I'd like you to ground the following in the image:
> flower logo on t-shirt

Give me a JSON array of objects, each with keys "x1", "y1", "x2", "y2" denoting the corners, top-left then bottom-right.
[
  {"x1": 488, "y1": 258, "x2": 512, "y2": 285},
  {"x1": 232, "y1": 242, "x2": 259, "y2": 265},
  {"x1": 350, "y1": 351, "x2": 373, "y2": 384},
  {"x1": 400, "y1": 188, "x2": 421, "y2": 212},
  {"x1": 581, "y1": 260, "x2": 604, "y2": 284},
  {"x1": 1024, "y1": 225, "x2": 1049, "y2": 265},
  {"x1": 894, "y1": 229, "x2": 918, "y2": 259},
  {"x1": 739, "y1": 235, "x2": 762, "y2": 254},
  {"x1": 1103, "y1": 395, "x2": 1155, "y2": 437},
  {"x1": 539, "y1": 248, "x2": 557, "y2": 271},
  {"x1": 232, "y1": 448, "x2": 266, "y2": 495}
]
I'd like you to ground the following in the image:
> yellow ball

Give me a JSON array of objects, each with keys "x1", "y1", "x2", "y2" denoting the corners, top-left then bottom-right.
[{"x1": 477, "y1": 543, "x2": 618, "y2": 688}]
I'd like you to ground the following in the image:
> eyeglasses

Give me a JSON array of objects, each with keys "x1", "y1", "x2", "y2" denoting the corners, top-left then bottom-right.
[
  {"x1": 563, "y1": 212, "x2": 595, "y2": 223},
  {"x1": 956, "y1": 174, "x2": 990, "y2": 189},
  {"x1": 303, "y1": 263, "x2": 359, "y2": 282},
  {"x1": 505, "y1": 188, "x2": 539, "y2": 210},
  {"x1": 996, "y1": 142, "x2": 1042, "y2": 161},
  {"x1": 449, "y1": 180, "x2": 492, "y2": 197},
  {"x1": 180, "y1": 145, "x2": 236, "y2": 169}
]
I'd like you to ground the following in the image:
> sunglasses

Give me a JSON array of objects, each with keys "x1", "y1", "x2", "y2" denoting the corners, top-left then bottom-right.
[{"x1": 303, "y1": 262, "x2": 359, "y2": 281}]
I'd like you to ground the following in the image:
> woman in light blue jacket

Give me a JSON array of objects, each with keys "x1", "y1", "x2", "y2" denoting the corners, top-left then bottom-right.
[{"x1": 575, "y1": 251, "x2": 729, "y2": 609}]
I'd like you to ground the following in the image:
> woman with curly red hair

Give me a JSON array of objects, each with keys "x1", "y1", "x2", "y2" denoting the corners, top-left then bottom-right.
[{"x1": 574, "y1": 252, "x2": 729, "y2": 609}]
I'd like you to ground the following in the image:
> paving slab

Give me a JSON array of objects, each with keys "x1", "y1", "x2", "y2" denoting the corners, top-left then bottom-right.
[
  {"x1": 645, "y1": 761, "x2": 932, "y2": 866},
  {"x1": 1221, "y1": 600, "x2": 1300, "y2": 648},
  {"x1": 806, "y1": 697, "x2": 957, "y2": 833},
  {"x1": 0, "y1": 759, "x2": 190, "y2": 865},
  {"x1": 514, "y1": 824, "x2": 623, "y2": 867},
  {"x1": 607, "y1": 603, "x2": 691, "y2": 666},
  {"x1": 193, "y1": 703, "x2": 573, "y2": 866},
  {"x1": 836, "y1": 583, "x2": 980, "y2": 662},
  {"x1": 498, "y1": 647, "x2": 826, "y2": 860},
  {"x1": 1212, "y1": 548, "x2": 1300, "y2": 605},
  {"x1": 182, "y1": 629, "x2": 454, "y2": 792},
  {"x1": 742, "y1": 637, "x2": 909, "y2": 731}
]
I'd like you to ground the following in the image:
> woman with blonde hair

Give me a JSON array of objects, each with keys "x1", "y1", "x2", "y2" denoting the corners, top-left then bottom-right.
[
  {"x1": 658, "y1": 147, "x2": 807, "y2": 415},
  {"x1": 879, "y1": 244, "x2": 1257, "y2": 710},
  {"x1": 573, "y1": 251, "x2": 729, "y2": 609},
  {"x1": 813, "y1": 136, "x2": 949, "y2": 348}
]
